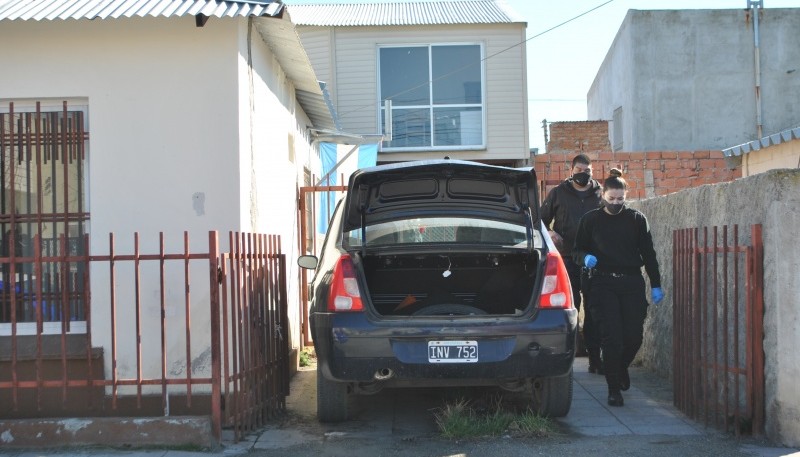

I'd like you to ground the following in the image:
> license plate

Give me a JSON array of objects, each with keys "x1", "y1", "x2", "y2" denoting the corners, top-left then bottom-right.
[{"x1": 428, "y1": 340, "x2": 478, "y2": 363}]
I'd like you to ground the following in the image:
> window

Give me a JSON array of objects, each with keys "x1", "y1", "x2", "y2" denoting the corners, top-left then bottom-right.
[
  {"x1": 346, "y1": 217, "x2": 530, "y2": 248},
  {"x1": 612, "y1": 106, "x2": 623, "y2": 151},
  {"x1": 379, "y1": 44, "x2": 484, "y2": 151},
  {"x1": 1, "y1": 101, "x2": 89, "y2": 333}
]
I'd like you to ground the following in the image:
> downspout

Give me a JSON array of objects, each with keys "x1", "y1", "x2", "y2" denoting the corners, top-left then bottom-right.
[
  {"x1": 247, "y1": 17, "x2": 259, "y2": 231},
  {"x1": 749, "y1": 0, "x2": 764, "y2": 138}
]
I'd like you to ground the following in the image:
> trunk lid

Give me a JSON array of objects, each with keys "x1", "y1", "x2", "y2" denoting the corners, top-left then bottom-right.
[{"x1": 342, "y1": 160, "x2": 540, "y2": 234}]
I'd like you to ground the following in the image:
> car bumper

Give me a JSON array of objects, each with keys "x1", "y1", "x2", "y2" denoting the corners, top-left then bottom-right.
[{"x1": 312, "y1": 308, "x2": 578, "y2": 383}]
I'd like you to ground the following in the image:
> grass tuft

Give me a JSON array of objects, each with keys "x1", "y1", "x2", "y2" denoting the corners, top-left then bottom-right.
[
  {"x1": 433, "y1": 395, "x2": 558, "y2": 440},
  {"x1": 299, "y1": 347, "x2": 316, "y2": 367}
]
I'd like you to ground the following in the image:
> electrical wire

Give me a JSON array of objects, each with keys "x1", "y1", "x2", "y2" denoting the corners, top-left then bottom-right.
[{"x1": 334, "y1": 0, "x2": 616, "y2": 121}]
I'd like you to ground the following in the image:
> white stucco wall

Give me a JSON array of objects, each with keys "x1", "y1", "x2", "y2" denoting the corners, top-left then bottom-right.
[
  {"x1": 0, "y1": 16, "x2": 319, "y2": 390},
  {"x1": 236, "y1": 19, "x2": 320, "y2": 353}
]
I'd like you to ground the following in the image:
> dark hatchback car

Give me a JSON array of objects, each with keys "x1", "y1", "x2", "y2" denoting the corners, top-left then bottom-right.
[{"x1": 298, "y1": 160, "x2": 577, "y2": 422}]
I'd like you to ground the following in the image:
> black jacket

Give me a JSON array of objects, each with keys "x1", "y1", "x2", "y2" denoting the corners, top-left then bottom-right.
[
  {"x1": 572, "y1": 206, "x2": 661, "y2": 288},
  {"x1": 540, "y1": 178, "x2": 602, "y2": 256}
]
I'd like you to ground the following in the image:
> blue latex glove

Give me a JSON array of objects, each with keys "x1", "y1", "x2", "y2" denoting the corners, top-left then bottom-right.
[
  {"x1": 651, "y1": 287, "x2": 664, "y2": 304},
  {"x1": 584, "y1": 254, "x2": 597, "y2": 268}
]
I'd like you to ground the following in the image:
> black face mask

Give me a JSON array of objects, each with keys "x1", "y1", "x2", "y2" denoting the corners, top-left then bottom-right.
[
  {"x1": 605, "y1": 202, "x2": 624, "y2": 215},
  {"x1": 572, "y1": 172, "x2": 591, "y2": 187}
]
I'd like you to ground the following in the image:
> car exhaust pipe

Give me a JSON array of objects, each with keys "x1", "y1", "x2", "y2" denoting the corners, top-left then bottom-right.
[{"x1": 374, "y1": 368, "x2": 394, "y2": 381}]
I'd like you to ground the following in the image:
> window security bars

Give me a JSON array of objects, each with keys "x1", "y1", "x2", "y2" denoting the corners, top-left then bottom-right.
[{"x1": 0, "y1": 101, "x2": 88, "y2": 328}]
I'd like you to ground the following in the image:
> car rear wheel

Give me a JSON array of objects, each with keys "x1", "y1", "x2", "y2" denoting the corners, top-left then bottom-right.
[
  {"x1": 317, "y1": 368, "x2": 348, "y2": 422},
  {"x1": 531, "y1": 367, "x2": 573, "y2": 417}
]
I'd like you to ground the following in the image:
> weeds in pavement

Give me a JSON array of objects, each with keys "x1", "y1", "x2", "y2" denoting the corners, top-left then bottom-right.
[
  {"x1": 299, "y1": 347, "x2": 316, "y2": 367},
  {"x1": 433, "y1": 395, "x2": 557, "y2": 440}
]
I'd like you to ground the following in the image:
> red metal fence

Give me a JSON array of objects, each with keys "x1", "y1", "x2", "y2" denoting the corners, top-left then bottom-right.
[
  {"x1": 0, "y1": 230, "x2": 289, "y2": 444},
  {"x1": 672, "y1": 224, "x2": 765, "y2": 436},
  {"x1": 218, "y1": 232, "x2": 290, "y2": 441}
]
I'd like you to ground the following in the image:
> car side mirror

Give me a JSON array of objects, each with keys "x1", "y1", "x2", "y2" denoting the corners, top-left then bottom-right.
[{"x1": 297, "y1": 255, "x2": 319, "y2": 270}]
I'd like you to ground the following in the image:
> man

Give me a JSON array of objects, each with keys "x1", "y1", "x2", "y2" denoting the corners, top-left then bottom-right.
[{"x1": 540, "y1": 154, "x2": 603, "y2": 373}]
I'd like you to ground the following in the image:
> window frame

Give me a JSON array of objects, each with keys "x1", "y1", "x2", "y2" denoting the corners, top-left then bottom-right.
[{"x1": 377, "y1": 42, "x2": 487, "y2": 152}]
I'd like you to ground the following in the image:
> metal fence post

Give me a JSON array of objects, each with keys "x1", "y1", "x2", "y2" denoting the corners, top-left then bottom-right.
[{"x1": 209, "y1": 231, "x2": 221, "y2": 444}]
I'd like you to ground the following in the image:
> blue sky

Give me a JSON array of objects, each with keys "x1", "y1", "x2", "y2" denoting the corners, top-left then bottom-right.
[{"x1": 285, "y1": 0, "x2": 800, "y2": 153}]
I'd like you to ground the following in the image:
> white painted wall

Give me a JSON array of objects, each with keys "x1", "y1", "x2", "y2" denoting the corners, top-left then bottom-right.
[
  {"x1": 0, "y1": 16, "x2": 319, "y2": 390},
  {"x1": 297, "y1": 23, "x2": 529, "y2": 163},
  {"x1": 237, "y1": 19, "x2": 320, "y2": 353}
]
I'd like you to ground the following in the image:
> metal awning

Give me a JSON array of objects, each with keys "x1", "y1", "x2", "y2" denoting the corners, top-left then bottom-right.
[{"x1": 723, "y1": 126, "x2": 800, "y2": 157}]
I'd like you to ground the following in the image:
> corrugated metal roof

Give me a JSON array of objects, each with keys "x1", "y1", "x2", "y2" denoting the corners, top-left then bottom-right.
[
  {"x1": 0, "y1": 0, "x2": 283, "y2": 21},
  {"x1": 722, "y1": 126, "x2": 800, "y2": 157},
  {"x1": 287, "y1": 0, "x2": 526, "y2": 27}
]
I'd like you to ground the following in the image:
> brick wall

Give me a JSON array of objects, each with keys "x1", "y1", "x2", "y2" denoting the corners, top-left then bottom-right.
[
  {"x1": 537, "y1": 121, "x2": 742, "y2": 200},
  {"x1": 546, "y1": 120, "x2": 611, "y2": 155}
]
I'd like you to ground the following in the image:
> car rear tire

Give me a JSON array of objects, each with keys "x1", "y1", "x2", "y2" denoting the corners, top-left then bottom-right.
[
  {"x1": 531, "y1": 367, "x2": 573, "y2": 417},
  {"x1": 317, "y1": 368, "x2": 348, "y2": 423}
]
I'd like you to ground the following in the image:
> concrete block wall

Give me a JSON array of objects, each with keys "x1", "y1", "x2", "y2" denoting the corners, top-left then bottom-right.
[{"x1": 631, "y1": 169, "x2": 800, "y2": 448}]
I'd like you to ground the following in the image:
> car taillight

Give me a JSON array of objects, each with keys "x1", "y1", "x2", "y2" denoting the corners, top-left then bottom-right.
[
  {"x1": 328, "y1": 254, "x2": 364, "y2": 312},
  {"x1": 539, "y1": 251, "x2": 574, "y2": 309}
]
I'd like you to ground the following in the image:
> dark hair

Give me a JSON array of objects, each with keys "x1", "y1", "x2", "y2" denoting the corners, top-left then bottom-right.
[
  {"x1": 571, "y1": 154, "x2": 591, "y2": 168},
  {"x1": 603, "y1": 168, "x2": 627, "y2": 191}
]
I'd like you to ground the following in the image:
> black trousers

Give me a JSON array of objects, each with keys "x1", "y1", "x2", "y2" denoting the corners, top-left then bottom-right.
[
  {"x1": 588, "y1": 274, "x2": 648, "y2": 391},
  {"x1": 564, "y1": 257, "x2": 599, "y2": 352}
]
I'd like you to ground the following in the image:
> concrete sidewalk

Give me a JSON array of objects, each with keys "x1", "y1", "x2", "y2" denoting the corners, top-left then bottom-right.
[
  {"x1": 564, "y1": 357, "x2": 701, "y2": 436},
  {"x1": 1, "y1": 358, "x2": 798, "y2": 457}
]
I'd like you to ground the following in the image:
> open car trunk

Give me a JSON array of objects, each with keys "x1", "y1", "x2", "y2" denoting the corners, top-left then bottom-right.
[{"x1": 359, "y1": 251, "x2": 541, "y2": 316}]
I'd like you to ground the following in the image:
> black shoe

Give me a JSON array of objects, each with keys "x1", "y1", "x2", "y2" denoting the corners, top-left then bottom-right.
[
  {"x1": 608, "y1": 391, "x2": 624, "y2": 407},
  {"x1": 620, "y1": 367, "x2": 630, "y2": 391}
]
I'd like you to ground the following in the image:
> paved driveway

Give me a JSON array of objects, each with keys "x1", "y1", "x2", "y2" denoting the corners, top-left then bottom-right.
[
  {"x1": 2, "y1": 359, "x2": 797, "y2": 457},
  {"x1": 239, "y1": 358, "x2": 797, "y2": 457}
]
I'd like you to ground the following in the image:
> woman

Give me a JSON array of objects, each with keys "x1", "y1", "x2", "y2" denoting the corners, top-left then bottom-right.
[{"x1": 573, "y1": 169, "x2": 664, "y2": 407}]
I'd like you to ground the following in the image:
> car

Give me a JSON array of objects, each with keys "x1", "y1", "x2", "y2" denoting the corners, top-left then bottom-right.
[{"x1": 297, "y1": 159, "x2": 578, "y2": 422}]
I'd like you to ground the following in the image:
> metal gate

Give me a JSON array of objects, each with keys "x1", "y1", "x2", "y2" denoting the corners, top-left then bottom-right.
[
  {"x1": 217, "y1": 232, "x2": 290, "y2": 442},
  {"x1": 672, "y1": 224, "x2": 765, "y2": 435},
  {"x1": 297, "y1": 182, "x2": 347, "y2": 347}
]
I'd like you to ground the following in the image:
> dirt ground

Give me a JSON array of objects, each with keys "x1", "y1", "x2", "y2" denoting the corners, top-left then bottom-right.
[{"x1": 244, "y1": 362, "x2": 794, "y2": 457}]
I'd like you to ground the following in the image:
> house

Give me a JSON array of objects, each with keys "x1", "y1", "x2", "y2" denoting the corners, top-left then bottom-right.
[
  {"x1": 723, "y1": 125, "x2": 800, "y2": 177},
  {"x1": 587, "y1": 7, "x2": 800, "y2": 153},
  {"x1": 287, "y1": 0, "x2": 531, "y2": 166},
  {"x1": 0, "y1": 0, "x2": 333, "y2": 445}
]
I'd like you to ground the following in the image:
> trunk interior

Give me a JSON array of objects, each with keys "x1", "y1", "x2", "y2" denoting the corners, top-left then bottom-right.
[{"x1": 360, "y1": 252, "x2": 540, "y2": 316}]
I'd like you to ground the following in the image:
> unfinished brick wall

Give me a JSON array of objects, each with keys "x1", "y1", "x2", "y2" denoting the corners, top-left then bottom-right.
[
  {"x1": 537, "y1": 121, "x2": 742, "y2": 200},
  {"x1": 546, "y1": 120, "x2": 611, "y2": 155}
]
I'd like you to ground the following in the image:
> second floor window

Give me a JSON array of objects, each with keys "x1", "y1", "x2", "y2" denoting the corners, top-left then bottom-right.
[{"x1": 379, "y1": 44, "x2": 484, "y2": 151}]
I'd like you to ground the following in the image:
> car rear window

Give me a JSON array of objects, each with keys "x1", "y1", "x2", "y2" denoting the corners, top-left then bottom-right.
[{"x1": 345, "y1": 217, "x2": 539, "y2": 248}]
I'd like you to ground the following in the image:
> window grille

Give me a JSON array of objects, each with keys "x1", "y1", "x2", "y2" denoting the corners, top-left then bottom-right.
[{"x1": 0, "y1": 101, "x2": 89, "y2": 327}]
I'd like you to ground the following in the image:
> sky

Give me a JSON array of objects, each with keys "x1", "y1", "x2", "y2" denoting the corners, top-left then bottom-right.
[{"x1": 285, "y1": 0, "x2": 800, "y2": 153}]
